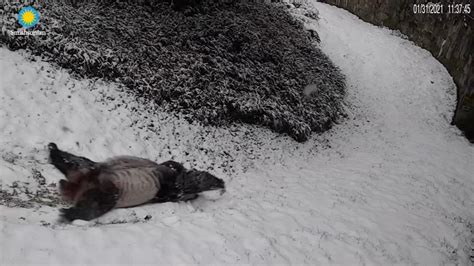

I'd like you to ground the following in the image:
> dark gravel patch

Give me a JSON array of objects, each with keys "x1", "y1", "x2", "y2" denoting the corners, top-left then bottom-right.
[
  {"x1": 0, "y1": 170, "x2": 64, "y2": 209},
  {"x1": 1, "y1": 1, "x2": 345, "y2": 142}
]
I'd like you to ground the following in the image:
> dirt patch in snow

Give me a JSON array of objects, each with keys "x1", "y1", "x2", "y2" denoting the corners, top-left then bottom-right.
[{"x1": 0, "y1": 169, "x2": 63, "y2": 209}]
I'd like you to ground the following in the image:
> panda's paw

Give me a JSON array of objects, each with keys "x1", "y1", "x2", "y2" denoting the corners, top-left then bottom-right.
[
  {"x1": 48, "y1": 142, "x2": 58, "y2": 151},
  {"x1": 59, "y1": 207, "x2": 77, "y2": 222},
  {"x1": 59, "y1": 207, "x2": 92, "y2": 222}
]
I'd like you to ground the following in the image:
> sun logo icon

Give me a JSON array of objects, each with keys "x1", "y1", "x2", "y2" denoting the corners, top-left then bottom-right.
[{"x1": 18, "y1": 6, "x2": 40, "y2": 29}]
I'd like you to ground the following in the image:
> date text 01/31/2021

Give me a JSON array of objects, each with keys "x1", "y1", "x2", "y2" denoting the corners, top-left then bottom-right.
[{"x1": 413, "y1": 3, "x2": 471, "y2": 14}]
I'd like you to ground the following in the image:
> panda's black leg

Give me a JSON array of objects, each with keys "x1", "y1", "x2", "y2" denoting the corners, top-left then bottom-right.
[
  {"x1": 59, "y1": 188, "x2": 118, "y2": 222},
  {"x1": 152, "y1": 162, "x2": 208, "y2": 203},
  {"x1": 181, "y1": 170, "x2": 225, "y2": 195},
  {"x1": 152, "y1": 162, "x2": 185, "y2": 203},
  {"x1": 152, "y1": 193, "x2": 198, "y2": 203},
  {"x1": 179, "y1": 193, "x2": 199, "y2": 201},
  {"x1": 152, "y1": 194, "x2": 180, "y2": 203},
  {"x1": 48, "y1": 143, "x2": 97, "y2": 179}
]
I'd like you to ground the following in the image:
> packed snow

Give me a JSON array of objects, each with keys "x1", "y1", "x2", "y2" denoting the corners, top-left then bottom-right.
[{"x1": 1, "y1": 2, "x2": 473, "y2": 265}]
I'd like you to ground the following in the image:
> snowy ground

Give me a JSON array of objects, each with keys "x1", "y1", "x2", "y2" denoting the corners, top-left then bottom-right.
[{"x1": 1, "y1": 2, "x2": 473, "y2": 265}]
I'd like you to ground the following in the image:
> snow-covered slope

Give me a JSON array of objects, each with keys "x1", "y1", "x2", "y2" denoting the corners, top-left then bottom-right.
[{"x1": 1, "y1": 2, "x2": 473, "y2": 265}]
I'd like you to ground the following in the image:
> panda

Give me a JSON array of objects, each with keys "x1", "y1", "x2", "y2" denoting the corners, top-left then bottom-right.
[{"x1": 48, "y1": 143, "x2": 225, "y2": 222}]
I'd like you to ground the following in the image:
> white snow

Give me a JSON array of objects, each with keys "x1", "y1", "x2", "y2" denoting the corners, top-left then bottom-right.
[{"x1": 1, "y1": 2, "x2": 473, "y2": 265}]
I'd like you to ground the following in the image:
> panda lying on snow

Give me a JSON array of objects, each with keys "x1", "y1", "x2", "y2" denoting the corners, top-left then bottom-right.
[{"x1": 48, "y1": 143, "x2": 226, "y2": 222}]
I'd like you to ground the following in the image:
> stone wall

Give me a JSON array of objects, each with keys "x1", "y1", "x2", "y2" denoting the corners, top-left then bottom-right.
[{"x1": 323, "y1": 0, "x2": 473, "y2": 141}]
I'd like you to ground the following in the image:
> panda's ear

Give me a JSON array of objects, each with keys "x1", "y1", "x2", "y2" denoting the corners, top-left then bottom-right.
[{"x1": 160, "y1": 160, "x2": 186, "y2": 173}]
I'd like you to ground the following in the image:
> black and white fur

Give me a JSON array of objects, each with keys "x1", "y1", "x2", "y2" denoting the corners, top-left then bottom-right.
[{"x1": 48, "y1": 143, "x2": 225, "y2": 222}]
